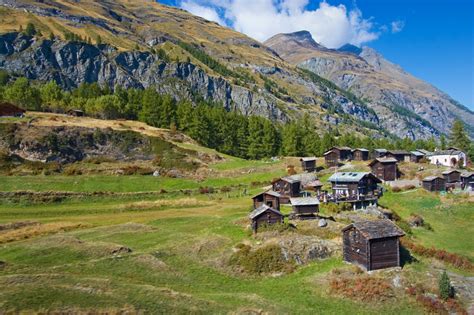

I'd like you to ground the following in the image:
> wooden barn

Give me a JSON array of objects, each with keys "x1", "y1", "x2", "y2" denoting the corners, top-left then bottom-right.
[
  {"x1": 272, "y1": 176, "x2": 301, "y2": 204},
  {"x1": 373, "y1": 149, "x2": 387, "y2": 158},
  {"x1": 461, "y1": 172, "x2": 474, "y2": 190},
  {"x1": 442, "y1": 169, "x2": 461, "y2": 183},
  {"x1": 290, "y1": 197, "x2": 320, "y2": 219},
  {"x1": 369, "y1": 158, "x2": 399, "y2": 181},
  {"x1": 304, "y1": 179, "x2": 323, "y2": 193},
  {"x1": 352, "y1": 148, "x2": 369, "y2": 161},
  {"x1": 300, "y1": 157, "x2": 317, "y2": 172},
  {"x1": 328, "y1": 172, "x2": 382, "y2": 200},
  {"x1": 0, "y1": 102, "x2": 25, "y2": 117},
  {"x1": 249, "y1": 205, "x2": 284, "y2": 232},
  {"x1": 252, "y1": 190, "x2": 281, "y2": 210},
  {"x1": 324, "y1": 146, "x2": 352, "y2": 167},
  {"x1": 67, "y1": 109, "x2": 85, "y2": 117},
  {"x1": 422, "y1": 176, "x2": 446, "y2": 192},
  {"x1": 410, "y1": 151, "x2": 425, "y2": 163},
  {"x1": 385, "y1": 150, "x2": 411, "y2": 162},
  {"x1": 342, "y1": 220, "x2": 405, "y2": 271}
]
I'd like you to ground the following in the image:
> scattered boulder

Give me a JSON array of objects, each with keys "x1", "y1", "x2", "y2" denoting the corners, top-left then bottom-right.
[
  {"x1": 318, "y1": 219, "x2": 328, "y2": 227},
  {"x1": 110, "y1": 246, "x2": 132, "y2": 255},
  {"x1": 278, "y1": 236, "x2": 338, "y2": 265}
]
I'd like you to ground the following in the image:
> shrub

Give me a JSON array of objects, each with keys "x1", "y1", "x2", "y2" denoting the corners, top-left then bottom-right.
[
  {"x1": 392, "y1": 186, "x2": 402, "y2": 192},
  {"x1": 438, "y1": 270, "x2": 454, "y2": 300},
  {"x1": 330, "y1": 276, "x2": 393, "y2": 302},
  {"x1": 230, "y1": 244, "x2": 294, "y2": 274}
]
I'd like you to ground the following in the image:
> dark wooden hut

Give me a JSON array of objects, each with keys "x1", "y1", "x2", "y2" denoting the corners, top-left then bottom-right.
[
  {"x1": 385, "y1": 150, "x2": 411, "y2": 162},
  {"x1": 324, "y1": 146, "x2": 352, "y2": 167},
  {"x1": 0, "y1": 102, "x2": 25, "y2": 117},
  {"x1": 300, "y1": 157, "x2": 317, "y2": 172},
  {"x1": 373, "y1": 149, "x2": 387, "y2": 159},
  {"x1": 252, "y1": 190, "x2": 281, "y2": 210},
  {"x1": 410, "y1": 151, "x2": 425, "y2": 163},
  {"x1": 290, "y1": 197, "x2": 320, "y2": 219},
  {"x1": 272, "y1": 176, "x2": 301, "y2": 204},
  {"x1": 304, "y1": 179, "x2": 323, "y2": 193},
  {"x1": 249, "y1": 205, "x2": 284, "y2": 232},
  {"x1": 328, "y1": 172, "x2": 382, "y2": 199},
  {"x1": 422, "y1": 176, "x2": 446, "y2": 192},
  {"x1": 369, "y1": 158, "x2": 399, "y2": 181},
  {"x1": 352, "y1": 148, "x2": 369, "y2": 161},
  {"x1": 67, "y1": 109, "x2": 84, "y2": 117},
  {"x1": 442, "y1": 169, "x2": 461, "y2": 183},
  {"x1": 342, "y1": 220, "x2": 405, "y2": 271},
  {"x1": 461, "y1": 172, "x2": 474, "y2": 190}
]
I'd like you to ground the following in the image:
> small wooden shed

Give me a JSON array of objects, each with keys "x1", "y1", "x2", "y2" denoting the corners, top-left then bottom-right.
[
  {"x1": 385, "y1": 150, "x2": 411, "y2": 162},
  {"x1": 410, "y1": 151, "x2": 425, "y2": 163},
  {"x1": 342, "y1": 220, "x2": 405, "y2": 271},
  {"x1": 300, "y1": 157, "x2": 317, "y2": 172},
  {"x1": 290, "y1": 197, "x2": 320, "y2": 219},
  {"x1": 442, "y1": 169, "x2": 461, "y2": 183},
  {"x1": 272, "y1": 176, "x2": 301, "y2": 204},
  {"x1": 352, "y1": 148, "x2": 369, "y2": 161},
  {"x1": 304, "y1": 179, "x2": 323, "y2": 193},
  {"x1": 67, "y1": 109, "x2": 84, "y2": 117},
  {"x1": 0, "y1": 102, "x2": 26, "y2": 117},
  {"x1": 373, "y1": 149, "x2": 387, "y2": 158},
  {"x1": 252, "y1": 190, "x2": 281, "y2": 211},
  {"x1": 369, "y1": 158, "x2": 399, "y2": 181},
  {"x1": 249, "y1": 205, "x2": 284, "y2": 232},
  {"x1": 461, "y1": 172, "x2": 474, "y2": 190},
  {"x1": 422, "y1": 176, "x2": 446, "y2": 192},
  {"x1": 324, "y1": 146, "x2": 352, "y2": 167}
]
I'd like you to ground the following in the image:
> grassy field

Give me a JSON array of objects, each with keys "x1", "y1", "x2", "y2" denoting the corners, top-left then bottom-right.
[{"x1": 0, "y1": 158, "x2": 472, "y2": 313}]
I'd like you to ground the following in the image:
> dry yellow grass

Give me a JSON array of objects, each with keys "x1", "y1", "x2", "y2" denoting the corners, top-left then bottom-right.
[
  {"x1": 118, "y1": 198, "x2": 216, "y2": 211},
  {"x1": 0, "y1": 222, "x2": 89, "y2": 244}
]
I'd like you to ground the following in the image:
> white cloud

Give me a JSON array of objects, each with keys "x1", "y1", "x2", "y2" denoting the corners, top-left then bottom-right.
[
  {"x1": 391, "y1": 20, "x2": 405, "y2": 33},
  {"x1": 178, "y1": 0, "x2": 381, "y2": 48},
  {"x1": 181, "y1": 0, "x2": 225, "y2": 25}
]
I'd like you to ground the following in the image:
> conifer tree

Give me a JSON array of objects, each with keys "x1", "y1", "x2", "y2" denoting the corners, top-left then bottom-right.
[
  {"x1": 449, "y1": 120, "x2": 471, "y2": 152},
  {"x1": 438, "y1": 270, "x2": 454, "y2": 300}
]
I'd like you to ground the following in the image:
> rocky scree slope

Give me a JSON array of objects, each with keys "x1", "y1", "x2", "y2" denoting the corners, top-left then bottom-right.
[
  {"x1": 265, "y1": 31, "x2": 474, "y2": 138},
  {"x1": 0, "y1": 0, "x2": 442, "y2": 138}
]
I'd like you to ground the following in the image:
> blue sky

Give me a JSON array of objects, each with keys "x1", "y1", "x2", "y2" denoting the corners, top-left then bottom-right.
[{"x1": 159, "y1": 0, "x2": 473, "y2": 109}]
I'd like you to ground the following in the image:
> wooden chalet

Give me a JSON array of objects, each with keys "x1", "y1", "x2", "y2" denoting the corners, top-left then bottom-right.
[
  {"x1": 410, "y1": 151, "x2": 425, "y2": 163},
  {"x1": 442, "y1": 169, "x2": 461, "y2": 183},
  {"x1": 422, "y1": 176, "x2": 446, "y2": 192},
  {"x1": 328, "y1": 172, "x2": 382, "y2": 199},
  {"x1": 369, "y1": 158, "x2": 399, "y2": 181},
  {"x1": 352, "y1": 148, "x2": 369, "y2": 161},
  {"x1": 461, "y1": 172, "x2": 474, "y2": 190},
  {"x1": 324, "y1": 146, "x2": 352, "y2": 167},
  {"x1": 249, "y1": 205, "x2": 284, "y2": 232},
  {"x1": 300, "y1": 157, "x2": 317, "y2": 172},
  {"x1": 373, "y1": 149, "x2": 387, "y2": 158},
  {"x1": 290, "y1": 197, "x2": 320, "y2": 219},
  {"x1": 0, "y1": 102, "x2": 25, "y2": 117},
  {"x1": 252, "y1": 190, "x2": 281, "y2": 210},
  {"x1": 385, "y1": 150, "x2": 411, "y2": 162},
  {"x1": 304, "y1": 179, "x2": 323, "y2": 193},
  {"x1": 272, "y1": 176, "x2": 301, "y2": 204},
  {"x1": 342, "y1": 220, "x2": 405, "y2": 271}
]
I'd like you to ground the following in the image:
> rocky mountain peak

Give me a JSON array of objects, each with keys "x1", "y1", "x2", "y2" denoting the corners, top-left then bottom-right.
[{"x1": 266, "y1": 30, "x2": 327, "y2": 51}]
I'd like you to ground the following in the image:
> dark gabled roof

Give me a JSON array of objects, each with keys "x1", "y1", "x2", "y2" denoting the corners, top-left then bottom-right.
[
  {"x1": 300, "y1": 157, "x2": 317, "y2": 162},
  {"x1": 0, "y1": 102, "x2": 26, "y2": 116},
  {"x1": 461, "y1": 172, "x2": 474, "y2": 178},
  {"x1": 416, "y1": 149, "x2": 432, "y2": 155},
  {"x1": 353, "y1": 148, "x2": 369, "y2": 152},
  {"x1": 386, "y1": 150, "x2": 411, "y2": 155},
  {"x1": 374, "y1": 149, "x2": 387, "y2": 153},
  {"x1": 328, "y1": 172, "x2": 382, "y2": 183},
  {"x1": 305, "y1": 179, "x2": 323, "y2": 187},
  {"x1": 411, "y1": 151, "x2": 425, "y2": 157},
  {"x1": 342, "y1": 219, "x2": 405, "y2": 240},
  {"x1": 441, "y1": 169, "x2": 461, "y2": 175},
  {"x1": 323, "y1": 146, "x2": 352, "y2": 155},
  {"x1": 422, "y1": 175, "x2": 444, "y2": 182},
  {"x1": 368, "y1": 157, "x2": 398, "y2": 166},
  {"x1": 248, "y1": 205, "x2": 283, "y2": 220},
  {"x1": 252, "y1": 190, "x2": 281, "y2": 199}
]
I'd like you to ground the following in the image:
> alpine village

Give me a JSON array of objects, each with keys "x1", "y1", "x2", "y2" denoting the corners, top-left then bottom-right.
[{"x1": 0, "y1": 0, "x2": 473, "y2": 314}]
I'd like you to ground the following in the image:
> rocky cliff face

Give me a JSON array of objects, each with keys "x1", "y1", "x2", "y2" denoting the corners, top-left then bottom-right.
[{"x1": 265, "y1": 31, "x2": 474, "y2": 139}]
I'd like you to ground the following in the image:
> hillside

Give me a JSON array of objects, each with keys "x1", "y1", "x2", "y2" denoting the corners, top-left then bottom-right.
[
  {"x1": 0, "y1": 0, "x2": 459, "y2": 140},
  {"x1": 265, "y1": 31, "x2": 474, "y2": 138}
]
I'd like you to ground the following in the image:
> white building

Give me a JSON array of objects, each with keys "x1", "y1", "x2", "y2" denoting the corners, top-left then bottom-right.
[{"x1": 427, "y1": 148, "x2": 467, "y2": 168}]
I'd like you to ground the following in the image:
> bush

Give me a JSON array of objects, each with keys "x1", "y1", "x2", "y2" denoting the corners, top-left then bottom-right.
[
  {"x1": 438, "y1": 270, "x2": 454, "y2": 300},
  {"x1": 230, "y1": 244, "x2": 294, "y2": 274},
  {"x1": 392, "y1": 186, "x2": 402, "y2": 192},
  {"x1": 330, "y1": 276, "x2": 393, "y2": 302}
]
